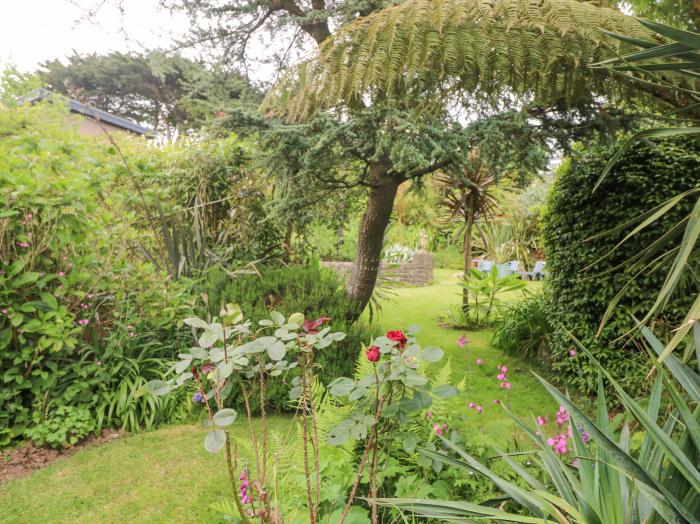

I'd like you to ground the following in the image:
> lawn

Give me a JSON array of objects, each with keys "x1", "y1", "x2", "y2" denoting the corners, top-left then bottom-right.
[{"x1": 0, "y1": 269, "x2": 556, "y2": 523}]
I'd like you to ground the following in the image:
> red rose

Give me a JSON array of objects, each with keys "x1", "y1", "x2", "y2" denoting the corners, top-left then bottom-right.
[
  {"x1": 366, "y1": 345, "x2": 381, "y2": 362},
  {"x1": 386, "y1": 330, "x2": 408, "y2": 349},
  {"x1": 303, "y1": 316, "x2": 332, "y2": 334}
]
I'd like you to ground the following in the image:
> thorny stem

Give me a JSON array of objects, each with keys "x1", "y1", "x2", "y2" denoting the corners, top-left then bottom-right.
[
  {"x1": 257, "y1": 355, "x2": 271, "y2": 520},
  {"x1": 338, "y1": 392, "x2": 387, "y2": 524},
  {"x1": 300, "y1": 361, "x2": 317, "y2": 524},
  {"x1": 369, "y1": 365, "x2": 381, "y2": 524},
  {"x1": 242, "y1": 385, "x2": 262, "y2": 481},
  {"x1": 226, "y1": 433, "x2": 250, "y2": 524}
]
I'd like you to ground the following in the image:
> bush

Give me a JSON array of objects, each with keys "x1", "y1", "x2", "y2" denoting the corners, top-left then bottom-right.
[
  {"x1": 0, "y1": 103, "x2": 194, "y2": 446},
  {"x1": 541, "y1": 136, "x2": 700, "y2": 396},
  {"x1": 492, "y1": 291, "x2": 552, "y2": 361},
  {"x1": 201, "y1": 261, "x2": 376, "y2": 410}
]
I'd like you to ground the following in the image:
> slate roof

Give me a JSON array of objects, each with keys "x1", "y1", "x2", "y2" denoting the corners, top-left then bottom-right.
[{"x1": 24, "y1": 88, "x2": 153, "y2": 136}]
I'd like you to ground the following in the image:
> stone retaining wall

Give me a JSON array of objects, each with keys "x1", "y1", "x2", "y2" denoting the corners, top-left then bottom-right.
[{"x1": 322, "y1": 250, "x2": 434, "y2": 286}]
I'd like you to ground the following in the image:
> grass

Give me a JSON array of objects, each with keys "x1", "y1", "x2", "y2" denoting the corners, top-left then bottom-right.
[
  {"x1": 0, "y1": 269, "x2": 557, "y2": 523},
  {"x1": 373, "y1": 269, "x2": 555, "y2": 447}
]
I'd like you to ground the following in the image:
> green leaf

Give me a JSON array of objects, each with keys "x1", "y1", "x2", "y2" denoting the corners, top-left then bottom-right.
[
  {"x1": 184, "y1": 317, "x2": 209, "y2": 329},
  {"x1": 204, "y1": 429, "x2": 226, "y2": 453},
  {"x1": 270, "y1": 311, "x2": 285, "y2": 326},
  {"x1": 421, "y1": 346, "x2": 444, "y2": 362},
  {"x1": 329, "y1": 377, "x2": 355, "y2": 396},
  {"x1": 432, "y1": 384, "x2": 459, "y2": 398},
  {"x1": 147, "y1": 380, "x2": 173, "y2": 396},
  {"x1": 402, "y1": 433, "x2": 419, "y2": 453},
  {"x1": 198, "y1": 330, "x2": 219, "y2": 348},
  {"x1": 267, "y1": 340, "x2": 286, "y2": 361},
  {"x1": 213, "y1": 408, "x2": 237, "y2": 427}
]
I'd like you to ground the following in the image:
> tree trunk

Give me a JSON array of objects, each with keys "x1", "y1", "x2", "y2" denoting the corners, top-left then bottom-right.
[
  {"x1": 347, "y1": 165, "x2": 401, "y2": 317},
  {"x1": 462, "y1": 204, "x2": 475, "y2": 311}
]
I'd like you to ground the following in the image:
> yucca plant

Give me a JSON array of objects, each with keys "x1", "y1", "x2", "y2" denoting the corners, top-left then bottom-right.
[{"x1": 375, "y1": 324, "x2": 700, "y2": 523}]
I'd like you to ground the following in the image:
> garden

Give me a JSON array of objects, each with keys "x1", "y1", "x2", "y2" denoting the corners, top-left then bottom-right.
[{"x1": 0, "y1": 1, "x2": 698, "y2": 523}]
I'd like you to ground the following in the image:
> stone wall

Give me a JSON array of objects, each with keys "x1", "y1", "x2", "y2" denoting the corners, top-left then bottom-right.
[{"x1": 322, "y1": 250, "x2": 434, "y2": 286}]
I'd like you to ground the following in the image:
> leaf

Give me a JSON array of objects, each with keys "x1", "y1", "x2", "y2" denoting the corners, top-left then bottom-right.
[
  {"x1": 288, "y1": 312, "x2": 304, "y2": 325},
  {"x1": 38, "y1": 292, "x2": 58, "y2": 310},
  {"x1": 204, "y1": 429, "x2": 226, "y2": 453},
  {"x1": 184, "y1": 317, "x2": 209, "y2": 329},
  {"x1": 176, "y1": 372, "x2": 193, "y2": 385},
  {"x1": 267, "y1": 340, "x2": 286, "y2": 361},
  {"x1": 175, "y1": 358, "x2": 192, "y2": 374},
  {"x1": 147, "y1": 380, "x2": 173, "y2": 396},
  {"x1": 421, "y1": 346, "x2": 444, "y2": 362},
  {"x1": 270, "y1": 311, "x2": 285, "y2": 326},
  {"x1": 402, "y1": 433, "x2": 419, "y2": 453},
  {"x1": 213, "y1": 408, "x2": 237, "y2": 427},
  {"x1": 329, "y1": 377, "x2": 355, "y2": 396},
  {"x1": 198, "y1": 330, "x2": 219, "y2": 348},
  {"x1": 432, "y1": 384, "x2": 459, "y2": 398}
]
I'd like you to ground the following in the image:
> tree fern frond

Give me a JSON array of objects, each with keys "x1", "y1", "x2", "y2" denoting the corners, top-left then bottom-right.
[{"x1": 262, "y1": 0, "x2": 682, "y2": 120}]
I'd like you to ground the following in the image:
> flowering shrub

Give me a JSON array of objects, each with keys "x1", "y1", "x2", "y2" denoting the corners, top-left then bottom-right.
[{"x1": 149, "y1": 316, "x2": 459, "y2": 523}]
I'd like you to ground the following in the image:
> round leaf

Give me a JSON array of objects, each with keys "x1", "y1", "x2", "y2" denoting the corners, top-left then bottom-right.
[
  {"x1": 213, "y1": 408, "x2": 237, "y2": 427},
  {"x1": 204, "y1": 429, "x2": 226, "y2": 453}
]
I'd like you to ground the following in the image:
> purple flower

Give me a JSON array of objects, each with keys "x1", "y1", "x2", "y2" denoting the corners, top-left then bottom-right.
[
  {"x1": 475, "y1": 405, "x2": 483, "y2": 414},
  {"x1": 192, "y1": 392, "x2": 204, "y2": 403},
  {"x1": 457, "y1": 334, "x2": 468, "y2": 347},
  {"x1": 547, "y1": 433, "x2": 569, "y2": 455},
  {"x1": 240, "y1": 469, "x2": 252, "y2": 505}
]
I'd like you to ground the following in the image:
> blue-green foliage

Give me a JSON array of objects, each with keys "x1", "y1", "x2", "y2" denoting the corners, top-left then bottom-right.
[
  {"x1": 541, "y1": 136, "x2": 700, "y2": 395},
  {"x1": 201, "y1": 261, "x2": 376, "y2": 410}
]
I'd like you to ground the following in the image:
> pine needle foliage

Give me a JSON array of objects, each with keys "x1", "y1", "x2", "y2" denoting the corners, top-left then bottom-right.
[{"x1": 263, "y1": 0, "x2": 655, "y2": 120}]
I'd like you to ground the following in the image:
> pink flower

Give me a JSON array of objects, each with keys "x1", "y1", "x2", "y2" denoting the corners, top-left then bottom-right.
[
  {"x1": 425, "y1": 411, "x2": 433, "y2": 419},
  {"x1": 500, "y1": 366, "x2": 508, "y2": 373},
  {"x1": 547, "y1": 433, "x2": 569, "y2": 455},
  {"x1": 475, "y1": 358, "x2": 483, "y2": 365},
  {"x1": 128, "y1": 332, "x2": 135, "y2": 337},
  {"x1": 457, "y1": 334, "x2": 468, "y2": 347},
  {"x1": 17, "y1": 242, "x2": 29, "y2": 248},
  {"x1": 555, "y1": 406, "x2": 570, "y2": 426},
  {"x1": 433, "y1": 423, "x2": 448, "y2": 436},
  {"x1": 504, "y1": 382, "x2": 511, "y2": 390},
  {"x1": 468, "y1": 402, "x2": 475, "y2": 409},
  {"x1": 537, "y1": 416, "x2": 546, "y2": 426},
  {"x1": 1, "y1": 308, "x2": 7, "y2": 315},
  {"x1": 475, "y1": 405, "x2": 483, "y2": 414},
  {"x1": 497, "y1": 372, "x2": 506, "y2": 381},
  {"x1": 87, "y1": 294, "x2": 94, "y2": 300},
  {"x1": 493, "y1": 399, "x2": 499, "y2": 404},
  {"x1": 201, "y1": 362, "x2": 215, "y2": 374},
  {"x1": 569, "y1": 349, "x2": 577, "y2": 356},
  {"x1": 57, "y1": 272, "x2": 66, "y2": 277},
  {"x1": 78, "y1": 319, "x2": 89, "y2": 326}
]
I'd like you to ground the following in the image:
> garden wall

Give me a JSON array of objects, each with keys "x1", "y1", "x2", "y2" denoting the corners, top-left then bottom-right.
[{"x1": 322, "y1": 250, "x2": 434, "y2": 286}]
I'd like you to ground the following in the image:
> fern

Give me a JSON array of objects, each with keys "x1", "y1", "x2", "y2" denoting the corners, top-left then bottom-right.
[{"x1": 263, "y1": 0, "x2": 665, "y2": 120}]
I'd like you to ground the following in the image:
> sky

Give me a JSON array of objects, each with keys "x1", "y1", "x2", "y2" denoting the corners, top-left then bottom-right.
[{"x1": 0, "y1": 0, "x2": 187, "y2": 72}]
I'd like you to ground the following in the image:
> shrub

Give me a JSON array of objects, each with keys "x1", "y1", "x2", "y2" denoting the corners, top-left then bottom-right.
[
  {"x1": 201, "y1": 261, "x2": 376, "y2": 410},
  {"x1": 492, "y1": 290, "x2": 552, "y2": 361},
  {"x1": 0, "y1": 103, "x2": 194, "y2": 446},
  {"x1": 541, "y1": 136, "x2": 699, "y2": 396}
]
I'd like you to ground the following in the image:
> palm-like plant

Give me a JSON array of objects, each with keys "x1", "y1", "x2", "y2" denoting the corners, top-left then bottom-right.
[
  {"x1": 263, "y1": 0, "x2": 663, "y2": 120},
  {"x1": 375, "y1": 325, "x2": 700, "y2": 523},
  {"x1": 436, "y1": 149, "x2": 499, "y2": 308}
]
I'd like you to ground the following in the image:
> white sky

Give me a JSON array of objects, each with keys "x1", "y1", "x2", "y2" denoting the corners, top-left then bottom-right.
[{"x1": 0, "y1": 0, "x2": 187, "y2": 72}]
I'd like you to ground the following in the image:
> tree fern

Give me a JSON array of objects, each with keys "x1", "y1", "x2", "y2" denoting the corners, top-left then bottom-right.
[{"x1": 263, "y1": 0, "x2": 670, "y2": 120}]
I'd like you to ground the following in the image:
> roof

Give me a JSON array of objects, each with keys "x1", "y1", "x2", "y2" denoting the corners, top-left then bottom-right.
[{"x1": 24, "y1": 88, "x2": 154, "y2": 136}]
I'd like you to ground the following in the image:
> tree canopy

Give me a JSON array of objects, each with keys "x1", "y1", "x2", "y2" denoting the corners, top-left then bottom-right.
[{"x1": 263, "y1": 0, "x2": 656, "y2": 120}]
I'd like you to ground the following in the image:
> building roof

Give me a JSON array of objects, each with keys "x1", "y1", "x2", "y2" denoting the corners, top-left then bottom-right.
[{"x1": 24, "y1": 88, "x2": 153, "y2": 136}]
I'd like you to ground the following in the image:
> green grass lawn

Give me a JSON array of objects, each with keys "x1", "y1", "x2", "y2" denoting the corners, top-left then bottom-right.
[
  {"x1": 373, "y1": 269, "x2": 555, "y2": 446},
  {"x1": 0, "y1": 269, "x2": 557, "y2": 523}
]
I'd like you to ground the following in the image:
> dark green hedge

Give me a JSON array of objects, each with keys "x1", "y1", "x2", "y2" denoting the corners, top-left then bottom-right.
[
  {"x1": 541, "y1": 136, "x2": 700, "y2": 396},
  {"x1": 202, "y1": 261, "x2": 375, "y2": 410}
]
